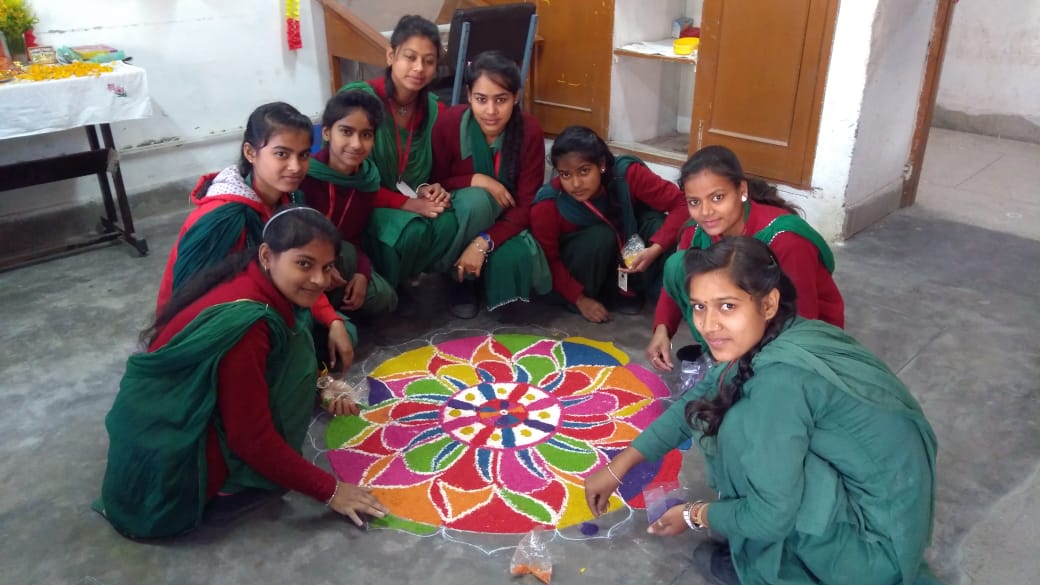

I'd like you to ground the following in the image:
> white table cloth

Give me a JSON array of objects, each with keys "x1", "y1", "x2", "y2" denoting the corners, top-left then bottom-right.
[{"x1": 0, "y1": 62, "x2": 151, "y2": 140}]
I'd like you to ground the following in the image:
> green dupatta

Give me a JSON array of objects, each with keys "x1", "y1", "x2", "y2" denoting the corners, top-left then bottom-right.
[
  {"x1": 462, "y1": 108, "x2": 511, "y2": 192},
  {"x1": 662, "y1": 204, "x2": 835, "y2": 344},
  {"x1": 95, "y1": 300, "x2": 317, "y2": 539},
  {"x1": 339, "y1": 80, "x2": 439, "y2": 191},
  {"x1": 307, "y1": 157, "x2": 381, "y2": 192},
  {"x1": 172, "y1": 175, "x2": 304, "y2": 296},
  {"x1": 533, "y1": 155, "x2": 643, "y2": 244}
]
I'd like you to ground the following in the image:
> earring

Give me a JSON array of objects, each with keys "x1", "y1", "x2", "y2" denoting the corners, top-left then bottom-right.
[
  {"x1": 741, "y1": 194, "x2": 748, "y2": 202},
  {"x1": 600, "y1": 168, "x2": 606, "y2": 173}
]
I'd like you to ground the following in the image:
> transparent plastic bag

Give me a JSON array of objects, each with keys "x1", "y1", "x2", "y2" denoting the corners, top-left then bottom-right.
[
  {"x1": 510, "y1": 528, "x2": 553, "y2": 584},
  {"x1": 317, "y1": 375, "x2": 362, "y2": 408},
  {"x1": 621, "y1": 234, "x2": 647, "y2": 268},
  {"x1": 643, "y1": 480, "x2": 690, "y2": 525},
  {"x1": 675, "y1": 344, "x2": 713, "y2": 397}
]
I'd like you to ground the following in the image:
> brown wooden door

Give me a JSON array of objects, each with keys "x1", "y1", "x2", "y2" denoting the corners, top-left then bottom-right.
[
  {"x1": 692, "y1": 0, "x2": 839, "y2": 187},
  {"x1": 530, "y1": 0, "x2": 614, "y2": 136}
]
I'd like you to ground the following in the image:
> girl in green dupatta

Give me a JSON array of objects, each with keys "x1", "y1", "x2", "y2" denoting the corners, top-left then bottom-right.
[
  {"x1": 300, "y1": 90, "x2": 402, "y2": 319},
  {"x1": 96, "y1": 207, "x2": 387, "y2": 539},
  {"x1": 587, "y1": 237, "x2": 943, "y2": 585},
  {"x1": 532, "y1": 125, "x2": 688, "y2": 323},
  {"x1": 430, "y1": 50, "x2": 552, "y2": 318},
  {"x1": 647, "y1": 145, "x2": 844, "y2": 373},
  {"x1": 339, "y1": 15, "x2": 456, "y2": 290}
]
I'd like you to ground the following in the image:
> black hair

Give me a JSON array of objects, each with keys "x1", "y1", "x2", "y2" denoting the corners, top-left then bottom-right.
[
  {"x1": 466, "y1": 50, "x2": 524, "y2": 193},
  {"x1": 550, "y1": 125, "x2": 626, "y2": 235},
  {"x1": 550, "y1": 125, "x2": 617, "y2": 177},
  {"x1": 236, "y1": 102, "x2": 314, "y2": 177},
  {"x1": 322, "y1": 90, "x2": 385, "y2": 135},
  {"x1": 679, "y1": 145, "x2": 800, "y2": 215},
  {"x1": 384, "y1": 14, "x2": 442, "y2": 133},
  {"x1": 143, "y1": 206, "x2": 341, "y2": 347},
  {"x1": 683, "y1": 236, "x2": 798, "y2": 438}
]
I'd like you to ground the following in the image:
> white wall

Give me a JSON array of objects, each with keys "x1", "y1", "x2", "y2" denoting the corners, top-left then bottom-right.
[
  {"x1": 935, "y1": 0, "x2": 1040, "y2": 142},
  {"x1": 845, "y1": 0, "x2": 935, "y2": 207},
  {"x1": 0, "y1": 0, "x2": 332, "y2": 217}
]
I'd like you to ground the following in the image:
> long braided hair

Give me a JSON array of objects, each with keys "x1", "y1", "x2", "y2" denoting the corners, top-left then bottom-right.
[
  {"x1": 465, "y1": 50, "x2": 525, "y2": 193},
  {"x1": 683, "y1": 237, "x2": 799, "y2": 437}
]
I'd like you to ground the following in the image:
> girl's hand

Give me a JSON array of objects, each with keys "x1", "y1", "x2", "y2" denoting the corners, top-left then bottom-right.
[
  {"x1": 575, "y1": 295, "x2": 609, "y2": 323},
  {"x1": 473, "y1": 174, "x2": 515, "y2": 208},
  {"x1": 583, "y1": 465, "x2": 621, "y2": 517},
  {"x1": 646, "y1": 325, "x2": 674, "y2": 371},
  {"x1": 327, "y1": 321, "x2": 354, "y2": 372},
  {"x1": 454, "y1": 239, "x2": 487, "y2": 281},
  {"x1": 620, "y1": 243, "x2": 665, "y2": 274},
  {"x1": 646, "y1": 503, "x2": 689, "y2": 537},
  {"x1": 328, "y1": 482, "x2": 388, "y2": 527},
  {"x1": 402, "y1": 197, "x2": 448, "y2": 219},
  {"x1": 418, "y1": 182, "x2": 452, "y2": 207},
  {"x1": 321, "y1": 388, "x2": 360, "y2": 416},
  {"x1": 340, "y1": 273, "x2": 368, "y2": 312}
]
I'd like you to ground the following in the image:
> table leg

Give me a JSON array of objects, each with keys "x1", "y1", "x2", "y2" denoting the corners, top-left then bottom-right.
[
  {"x1": 93, "y1": 124, "x2": 148, "y2": 255},
  {"x1": 85, "y1": 125, "x2": 120, "y2": 233}
]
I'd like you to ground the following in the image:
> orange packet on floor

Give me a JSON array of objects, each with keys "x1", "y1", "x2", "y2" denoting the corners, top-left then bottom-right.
[{"x1": 510, "y1": 564, "x2": 552, "y2": 584}]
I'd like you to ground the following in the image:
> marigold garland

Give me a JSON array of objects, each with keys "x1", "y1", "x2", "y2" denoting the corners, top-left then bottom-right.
[
  {"x1": 15, "y1": 62, "x2": 112, "y2": 81},
  {"x1": 285, "y1": 0, "x2": 302, "y2": 50}
]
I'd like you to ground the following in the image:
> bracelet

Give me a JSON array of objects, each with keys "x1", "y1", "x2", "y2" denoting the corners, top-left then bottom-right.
[
  {"x1": 604, "y1": 463, "x2": 623, "y2": 484},
  {"x1": 477, "y1": 231, "x2": 495, "y2": 253},
  {"x1": 416, "y1": 183, "x2": 431, "y2": 196},
  {"x1": 683, "y1": 500, "x2": 708, "y2": 532},
  {"x1": 325, "y1": 482, "x2": 340, "y2": 507}
]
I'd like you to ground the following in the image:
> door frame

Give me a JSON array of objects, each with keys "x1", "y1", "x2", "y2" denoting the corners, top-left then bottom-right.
[{"x1": 901, "y1": 0, "x2": 957, "y2": 207}]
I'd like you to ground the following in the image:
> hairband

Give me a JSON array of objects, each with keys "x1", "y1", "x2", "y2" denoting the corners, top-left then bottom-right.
[{"x1": 262, "y1": 205, "x2": 323, "y2": 239}]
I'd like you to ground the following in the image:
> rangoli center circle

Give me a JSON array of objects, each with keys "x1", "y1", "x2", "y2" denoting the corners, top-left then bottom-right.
[{"x1": 441, "y1": 382, "x2": 561, "y2": 450}]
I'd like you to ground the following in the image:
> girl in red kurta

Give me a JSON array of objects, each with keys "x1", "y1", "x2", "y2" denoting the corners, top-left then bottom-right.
[
  {"x1": 531, "y1": 126, "x2": 688, "y2": 323},
  {"x1": 430, "y1": 50, "x2": 551, "y2": 318},
  {"x1": 298, "y1": 90, "x2": 411, "y2": 317},
  {"x1": 99, "y1": 208, "x2": 385, "y2": 538},
  {"x1": 646, "y1": 145, "x2": 844, "y2": 372},
  {"x1": 155, "y1": 102, "x2": 356, "y2": 371}
]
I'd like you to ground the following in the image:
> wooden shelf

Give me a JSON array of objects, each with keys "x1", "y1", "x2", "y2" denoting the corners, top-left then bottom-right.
[{"x1": 613, "y1": 47, "x2": 697, "y2": 65}]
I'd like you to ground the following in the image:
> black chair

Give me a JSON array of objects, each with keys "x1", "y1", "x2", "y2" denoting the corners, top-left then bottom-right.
[{"x1": 431, "y1": 3, "x2": 538, "y2": 106}]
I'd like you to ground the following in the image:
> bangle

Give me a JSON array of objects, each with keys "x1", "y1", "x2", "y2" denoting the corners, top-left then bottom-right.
[
  {"x1": 416, "y1": 183, "x2": 431, "y2": 196},
  {"x1": 696, "y1": 502, "x2": 709, "y2": 529},
  {"x1": 478, "y1": 231, "x2": 495, "y2": 253},
  {"x1": 604, "y1": 463, "x2": 623, "y2": 484},
  {"x1": 325, "y1": 482, "x2": 339, "y2": 507},
  {"x1": 683, "y1": 500, "x2": 708, "y2": 532}
]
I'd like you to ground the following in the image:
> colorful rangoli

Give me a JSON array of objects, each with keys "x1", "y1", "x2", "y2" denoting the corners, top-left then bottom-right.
[{"x1": 326, "y1": 334, "x2": 681, "y2": 535}]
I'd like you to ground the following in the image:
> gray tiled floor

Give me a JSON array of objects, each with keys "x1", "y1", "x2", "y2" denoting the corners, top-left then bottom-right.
[{"x1": 0, "y1": 129, "x2": 1038, "y2": 585}]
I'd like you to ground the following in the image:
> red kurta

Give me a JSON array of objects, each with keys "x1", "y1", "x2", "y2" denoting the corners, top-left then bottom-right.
[
  {"x1": 156, "y1": 170, "x2": 340, "y2": 327},
  {"x1": 430, "y1": 104, "x2": 546, "y2": 246},
  {"x1": 653, "y1": 200, "x2": 845, "y2": 335},
  {"x1": 151, "y1": 261, "x2": 337, "y2": 503},
  {"x1": 298, "y1": 149, "x2": 408, "y2": 279},
  {"x1": 531, "y1": 164, "x2": 688, "y2": 303}
]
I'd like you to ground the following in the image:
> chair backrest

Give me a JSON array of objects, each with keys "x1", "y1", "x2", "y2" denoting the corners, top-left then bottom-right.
[{"x1": 445, "y1": 3, "x2": 536, "y2": 75}]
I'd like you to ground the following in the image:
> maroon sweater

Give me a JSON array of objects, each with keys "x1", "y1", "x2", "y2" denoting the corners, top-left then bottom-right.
[
  {"x1": 298, "y1": 148, "x2": 409, "y2": 279},
  {"x1": 151, "y1": 261, "x2": 337, "y2": 503},
  {"x1": 653, "y1": 200, "x2": 845, "y2": 335},
  {"x1": 431, "y1": 104, "x2": 545, "y2": 246},
  {"x1": 531, "y1": 164, "x2": 688, "y2": 303}
]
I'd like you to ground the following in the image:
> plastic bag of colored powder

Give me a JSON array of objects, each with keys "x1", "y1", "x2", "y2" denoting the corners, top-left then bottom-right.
[
  {"x1": 510, "y1": 528, "x2": 553, "y2": 584},
  {"x1": 643, "y1": 481, "x2": 689, "y2": 525}
]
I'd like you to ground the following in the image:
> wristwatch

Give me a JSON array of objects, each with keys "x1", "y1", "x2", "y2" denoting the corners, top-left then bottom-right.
[{"x1": 683, "y1": 501, "x2": 706, "y2": 532}]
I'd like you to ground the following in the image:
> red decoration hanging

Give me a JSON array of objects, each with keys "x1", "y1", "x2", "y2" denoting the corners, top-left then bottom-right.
[{"x1": 286, "y1": 0, "x2": 302, "y2": 50}]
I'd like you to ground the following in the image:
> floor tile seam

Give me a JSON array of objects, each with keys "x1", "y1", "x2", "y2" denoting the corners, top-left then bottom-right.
[
  {"x1": 950, "y1": 152, "x2": 1004, "y2": 190},
  {"x1": 894, "y1": 325, "x2": 950, "y2": 376}
]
